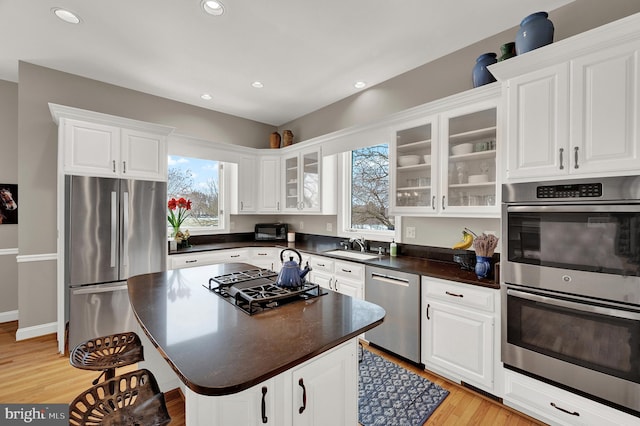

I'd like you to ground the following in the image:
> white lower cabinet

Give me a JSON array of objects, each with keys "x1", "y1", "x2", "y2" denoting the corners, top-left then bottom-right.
[
  {"x1": 169, "y1": 249, "x2": 249, "y2": 269},
  {"x1": 307, "y1": 256, "x2": 364, "y2": 299},
  {"x1": 185, "y1": 339, "x2": 357, "y2": 426},
  {"x1": 421, "y1": 277, "x2": 497, "y2": 392},
  {"x1": 250, "y1": 247, "x2": 280, "y2": 272},
  {"x1": 504, "y1": 369, "x2": 638, "y2": 426}
]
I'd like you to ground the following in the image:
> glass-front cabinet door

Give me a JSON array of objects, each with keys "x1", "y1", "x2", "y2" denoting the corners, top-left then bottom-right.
[
  {"x1": 390, "y1": 117, "x2": 438, "y2": 214},
  {"x1": 283, "y1": 148, "x2": 321, "y2": 212},
  {"x1": 440, "y1": 101, "x2": 499, "y2": 215}
]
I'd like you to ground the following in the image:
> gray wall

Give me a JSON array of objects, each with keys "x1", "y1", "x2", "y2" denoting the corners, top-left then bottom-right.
[
  {"x1": 14, "y1": 63, "x2": 275, "y2": 330},
  {"x1": 0, "y1": 79, "x2": 18, "y2": 316},
  {"x1": 279, "y1": 0, "x2": 640, "y2": 141},
  {"x1": 6, "y1": 0, "x2": 640, "y2": 332}
]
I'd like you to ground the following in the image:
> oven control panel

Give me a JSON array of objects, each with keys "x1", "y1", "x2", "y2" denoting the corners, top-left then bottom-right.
[{"x1": 536, "y1": 183, "x2": 602, "y2": 198}]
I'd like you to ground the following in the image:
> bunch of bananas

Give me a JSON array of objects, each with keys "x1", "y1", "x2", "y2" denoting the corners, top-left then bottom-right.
[{"x1": 452, "y1": 228, "x2": 477, "y2": 250}]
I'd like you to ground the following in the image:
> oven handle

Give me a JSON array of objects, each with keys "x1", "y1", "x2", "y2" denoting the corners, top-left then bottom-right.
[
  {"x1": 507, "y1": 204, "x2": 640, "y2": 213},
  {"x1": 507, "y1": 289, "x2": 640, "y2": 321}
]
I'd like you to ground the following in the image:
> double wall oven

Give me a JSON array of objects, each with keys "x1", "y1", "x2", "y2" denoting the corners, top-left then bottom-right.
[{"x1": 502, "y1": 175, "x2": 640, "y2": 416}]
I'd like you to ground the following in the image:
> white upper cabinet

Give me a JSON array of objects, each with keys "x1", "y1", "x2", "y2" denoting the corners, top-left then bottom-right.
[
  {"x1": 237, "y1": 154, "x2": 257, "y2": 213},
  {"x1": 51, "y1": 104, "x2": 173, "y2": 181},
  {"x1": 389, "y1": 85, "x2": 500, "y2": 217},
  {"x1": 282, "y1": 147, "x2": 322, "y2": 213},
  {"x1": 490, "y1": 14, "x2": 640, "y2": 182},
  {"x1": 258, "y1": 156, "x2": 281, "y2": 213}
]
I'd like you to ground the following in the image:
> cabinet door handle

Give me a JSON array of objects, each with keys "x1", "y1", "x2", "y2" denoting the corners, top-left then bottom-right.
[
  {"x1": 240, "y1": 201, "x2": 244, "y2": 211},
  {"x1": 426, "y1": 303, "x2": 430, "y2": 320},
  {"x1": 112, "y1": 160, "x2": 116, "y2": 173},
  {"x1": 328, "y1": 278, "x2": 333, "y2": 290},
  {"x1": 445, "y1": 291, "x2": 464, "y2": 298},
  {"x1": 261, "y1": 386, "x2": 268, "y2": 423},
  {"x1": 550, "y1": 402, "x2": 580, "y2": 417},
  {"x1": 574, "y1": 146, "x2": 579, "y2": 169},
  {"x1": 335, "y1": 279, "x2": 339, "y2": 291},
  {"x1": 559, "y1": 148, "x2": 564, "y2": 170},
  {"x1": 431, "y1": 195, "x2": 436, "y2": 210},
  {"x1": 442, "y1": 196, "x2": 446, "y2": 210},
  {"x1": 122, "y1": 161, "x2": 127, "y2": 173},
  {"x1": 298, "y1": 378, "x2": 307, "y2": 414},
  {"x1": 277, "y1": 201, "x2": 280, "y2": 211}
]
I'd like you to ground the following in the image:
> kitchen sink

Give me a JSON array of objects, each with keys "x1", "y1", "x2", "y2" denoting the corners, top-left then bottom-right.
[{"x1": 324, "y1": 250, "x2": 380, "y2": 261}]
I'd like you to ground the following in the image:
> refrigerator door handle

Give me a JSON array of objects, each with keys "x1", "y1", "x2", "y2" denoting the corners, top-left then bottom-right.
[
  {"x1": 72, "y1": 283, "x2": 129, "y2": 295},
  {"x1": 110, "y1": 191, "x2": 117, "y2": 268},
  {"x1": 122, "y1": 191, "x2": 129, "y2": 266}
]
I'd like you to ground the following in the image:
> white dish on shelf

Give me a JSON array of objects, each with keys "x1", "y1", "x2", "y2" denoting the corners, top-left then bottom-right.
[
  {"x1": 451, "y1": 143, "x2": 473, "y2": 155},
  {"x1": 422, "y1": 155, "x2": 431, "y2": 165},
  {"x1": 468, "y1": 174, "x2": 489, "y2": 183},
  {"x1": 398, "y1": 155, "x2": 420, "y2": 167}
]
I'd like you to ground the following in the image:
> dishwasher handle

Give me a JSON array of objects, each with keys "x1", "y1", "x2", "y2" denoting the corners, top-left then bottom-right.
[{"x1": 370, "y1": 272, "x2": 410, "y2": 287}]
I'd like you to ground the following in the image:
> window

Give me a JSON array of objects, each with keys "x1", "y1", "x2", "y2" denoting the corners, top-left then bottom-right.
[
  {"x1": 167, "y1": 155, "x2": 225, "y2": 233},
  {"x1": 340, "y1": 144, "x2": 399, "y2": 241}
]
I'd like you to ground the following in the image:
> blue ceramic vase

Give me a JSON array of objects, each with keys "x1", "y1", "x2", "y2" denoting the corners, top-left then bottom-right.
[
  {"x1": 472, "y1": 53, "x2": 497, "y2": 88},
  {"x1": 475, "y1": 256, "x2": 492, "y2": 279},
  {"x1": 515, "y1": 11, "x2": 554, "y2": 55}
]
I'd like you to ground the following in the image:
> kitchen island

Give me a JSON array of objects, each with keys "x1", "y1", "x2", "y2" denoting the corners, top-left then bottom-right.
[{"x1": 128, "y1": 262, "x2": 385, "y2": 425}]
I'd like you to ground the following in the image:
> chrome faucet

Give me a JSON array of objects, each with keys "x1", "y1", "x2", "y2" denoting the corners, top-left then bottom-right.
[{"x1": 349, "y1": 236, "x2": 366, "y2": 252}]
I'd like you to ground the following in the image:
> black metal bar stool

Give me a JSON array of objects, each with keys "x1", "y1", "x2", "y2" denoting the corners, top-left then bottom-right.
[
  {"x1": 69, "y1": 368, "x2": 171, "y2": 426},
  {"x1": 70, "y1": 332, "x2": 144, "y2": 385}
]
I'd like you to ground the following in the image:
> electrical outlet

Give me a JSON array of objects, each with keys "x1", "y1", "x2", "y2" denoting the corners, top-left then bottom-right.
[
  {"x1": 406, "y1": 226, "x2": 416, "y2": 239},
  {"x1": 326, "y1": 222, "x2": 333, "y2": 232},
  {"x1": 299, "y1": 221, "x2": 304, "y2": 230}
]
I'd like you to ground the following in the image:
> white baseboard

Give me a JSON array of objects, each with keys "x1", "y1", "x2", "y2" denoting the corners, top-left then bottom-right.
[
  {"x1": 16, "y1": 321, "x2": 57, "y2": 341},
  {"x1": 0, "y1": 310, "x2": 19, "y2": 323}
]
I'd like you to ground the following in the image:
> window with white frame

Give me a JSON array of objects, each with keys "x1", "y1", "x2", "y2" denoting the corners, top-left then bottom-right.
[
  {"x1": 340, "y1": 144, "x2": 399, "y2": 241},
  {"x1": 167, "y1": 155, "x2": 226, "y2": 233}
]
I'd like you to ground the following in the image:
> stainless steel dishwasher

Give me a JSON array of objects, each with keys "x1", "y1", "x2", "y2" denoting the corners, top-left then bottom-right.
[{"x1": 365, "y1": 266, "x2": 420, "y2": 364}]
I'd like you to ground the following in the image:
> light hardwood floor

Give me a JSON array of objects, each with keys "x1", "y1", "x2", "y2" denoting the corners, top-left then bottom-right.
[{"x1": 0, "y1": 321, "x2": 542, "y2": 425}]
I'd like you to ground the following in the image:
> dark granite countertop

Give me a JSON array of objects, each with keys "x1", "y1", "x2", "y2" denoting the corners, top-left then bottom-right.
[
  {"x1": 170, "y1": 238, "x2": 500, "y2": 290},
  {"x1": 128, "y1": 262, "x2": 385, "y2": 396}
]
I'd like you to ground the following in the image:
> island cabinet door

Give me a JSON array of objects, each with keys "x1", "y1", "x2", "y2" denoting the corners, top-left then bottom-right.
[
  {"x1": 291, "y1": 340, "x2": 357, "y2": 426},
  {"x1": 185, "y1": 378, "x2": 278, "y2": 425}
]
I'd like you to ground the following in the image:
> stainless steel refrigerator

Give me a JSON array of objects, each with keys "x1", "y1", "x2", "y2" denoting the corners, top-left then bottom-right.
[{"x1": 65, "y1": 175, "x2": 166, "y2": 350}]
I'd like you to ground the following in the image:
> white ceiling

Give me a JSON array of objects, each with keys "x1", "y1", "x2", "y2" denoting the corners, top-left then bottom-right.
[{"x1": 1, "y1": 0, "x2": 573, "y2": 125}]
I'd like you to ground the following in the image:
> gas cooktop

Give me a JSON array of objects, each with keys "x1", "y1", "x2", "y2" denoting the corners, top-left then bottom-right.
[{"x1": 204, "y1": 268, "x2": 325, "y2": 315}]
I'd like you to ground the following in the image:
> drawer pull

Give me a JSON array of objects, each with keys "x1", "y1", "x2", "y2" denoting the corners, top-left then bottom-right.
[
  {"x1": 550, "y1": 402, "x2": 580, "y2": 417},
  {"x1": 341, "y1": 268, "x2": 352, "y2": 273},
  {"x1": 230, "y1": 254, "x2": 240, "y2": 258},
  {"x1": 185, "y1": 260, "x2": 198, "y2": 264},
  {"x1": 257, "y1": 253, "x2": 268, "y2": 256},
  {"x1": 445, "y1": 291, "x2": 464, "y2": 298},
  {"x1": 317, "y1": 263, "x2": 325, "y2": 267}
]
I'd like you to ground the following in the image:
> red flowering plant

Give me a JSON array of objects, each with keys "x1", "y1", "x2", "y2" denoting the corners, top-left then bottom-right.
[{"x1": 167, "y1": 197, "x2": 192, "y2": 241}]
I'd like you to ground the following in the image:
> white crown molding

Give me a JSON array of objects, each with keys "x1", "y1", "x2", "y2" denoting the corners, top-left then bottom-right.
[
  {"x1": 0, "y1": 248, "x2": 18, "y2": 256},
  {"x1": 489, "y1": 12, "x2": 640, "y2": 81},
  {"x1": 49, "y1": 103, "x2": 175, "y2": 135},
  {"x1": 16, "y1": 253, "x2": 57, "y2": 263}
]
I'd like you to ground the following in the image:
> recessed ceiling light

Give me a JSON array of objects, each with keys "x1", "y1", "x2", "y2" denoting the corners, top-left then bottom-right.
[
  {"x1": 251, "y1": 81, "x2": 264, "y2": 89},
  {"x1": 354, "y1": 81, "x2": 367, "y2": 89},
  {"x1": 202, "y1": 0, "x2": 225, "y2": 16},
  {"x1": 201, "y1": 93, "x2": 212, "y2": 100},
  {"x1": 52, "y1": 7, "x2": 81, "y2": 24}
]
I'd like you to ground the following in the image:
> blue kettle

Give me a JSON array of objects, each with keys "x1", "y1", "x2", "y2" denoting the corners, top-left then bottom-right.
[{"x1": 276, "y1": 248, "x2": 311, "y2": 288}]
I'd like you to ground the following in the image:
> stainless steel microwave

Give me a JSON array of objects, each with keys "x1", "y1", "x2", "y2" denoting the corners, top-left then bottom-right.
[{"x1": 254, "y1": 223, "x2": 288, "y2": 241}]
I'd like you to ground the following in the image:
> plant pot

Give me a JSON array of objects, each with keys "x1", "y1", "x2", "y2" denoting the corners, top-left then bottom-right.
[
  {"x1": 515, "y1": 11, "x2": 554, "y2": 55},
  {"x1": 472, "y1": 53, "x2": 497, "y2": 88},
  {"x1": 498, "y1": 42, "x2": 516, "y2": 61}
]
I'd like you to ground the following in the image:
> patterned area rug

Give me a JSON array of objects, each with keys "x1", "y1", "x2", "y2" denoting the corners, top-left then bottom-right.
[{"x1": 359, "y1": 347, "x2": 449, "y2": 426}]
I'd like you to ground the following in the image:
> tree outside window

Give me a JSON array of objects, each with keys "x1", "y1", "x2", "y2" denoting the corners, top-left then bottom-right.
[
  {"x1": 168, "y1": 156, "x2": 222, "y2": 229},
  {"x1": 350, "y1": 145, "x2": 394, "y2": 231}
]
